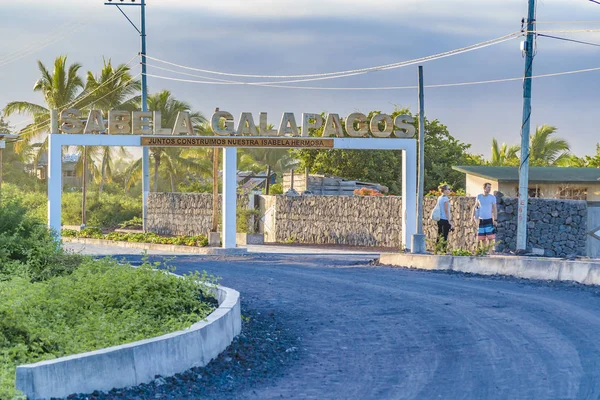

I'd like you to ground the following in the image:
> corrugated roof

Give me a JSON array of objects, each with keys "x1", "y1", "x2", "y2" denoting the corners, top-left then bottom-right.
[{"x1": 452, "y1": 166, "x2": 600, "y2": 183}]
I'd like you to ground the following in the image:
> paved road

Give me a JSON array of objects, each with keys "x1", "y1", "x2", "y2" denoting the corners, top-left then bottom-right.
[{"x1": 66, "y1": 243, "x2": 600, "y2": 399}]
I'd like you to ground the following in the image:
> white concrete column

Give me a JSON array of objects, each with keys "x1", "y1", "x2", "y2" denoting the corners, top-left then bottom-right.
[
  {"x1": 48, "y1": 134, "x2": 63, "y2": 239},
  {"x1": 142, "y1": 147, "x2": 150, "y2": 232},
  {"x1": 402, "y1": 142, "x2": 417, "y2": 251},
  {"x1": 222, "y1": 147, "x2": 237, "y2": 248}
]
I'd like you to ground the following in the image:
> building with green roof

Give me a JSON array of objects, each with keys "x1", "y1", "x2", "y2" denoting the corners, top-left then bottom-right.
[{"x1": 452, "y1": 166, "x2": 600, "y2": 201}]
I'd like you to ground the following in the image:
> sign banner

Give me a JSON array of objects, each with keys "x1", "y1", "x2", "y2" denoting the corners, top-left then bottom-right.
[{"x1": 141, "y1": 136, "x2": 334, "y2": 149}]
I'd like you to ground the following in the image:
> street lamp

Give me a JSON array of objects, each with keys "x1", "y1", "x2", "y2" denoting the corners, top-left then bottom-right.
[{"x1": 104, "y1": 0, "x2": 150, "y2": 232}]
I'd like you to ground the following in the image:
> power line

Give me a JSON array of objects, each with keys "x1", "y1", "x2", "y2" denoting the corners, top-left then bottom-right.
[
  {"x1": 537, "y1": 33, "x2": 600, "y2": 47},
  {"x1": 13, "y1": 56, "x2": 140, "y2": 134},
  {"x1": 144, "y1": 32, "x2": 521, "y2": 80},
  {"x1": 0, "y1": 21, "x2": 87, "y2": 68},
  {"x1": 536, "y1": 20, "x2": 600, "y2": 24},
  {"x1": 530, "y1": 28, "x2": 600, "y2": 33},
  {"x1": 143, "y1": 65, "x2": 600, "y2": 91}
]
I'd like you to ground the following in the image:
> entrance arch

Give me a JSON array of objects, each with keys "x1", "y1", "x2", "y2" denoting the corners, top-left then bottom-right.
[{"x1": 48, "y1": 133, "x2": 417, "y2": 250}]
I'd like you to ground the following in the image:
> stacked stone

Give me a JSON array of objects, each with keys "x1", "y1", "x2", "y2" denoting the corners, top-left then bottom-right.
[
  {"x1": 147, "y1": 193, "x2": 248, "y2": 236},
  {"x1": 496, "y1": 194, "x2": 587, "y2": 257},
  {"x1": 274, "y1": 196, "x2": 403, "y2": 247},
  {"x1": 147, "y1": 192, "x2": 589, "y2": 256},
  {"x1": 423, "y1": 197, "x2": 479, "y2": 252}
]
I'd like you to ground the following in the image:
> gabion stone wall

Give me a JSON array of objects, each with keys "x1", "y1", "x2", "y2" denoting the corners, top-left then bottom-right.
[
  {"x1": 496, "y1": 194, "x2": 587, "y2": 257},
  {"x1": 148, "y1": 193, "x2": 248, "y2": 236},
  {"x1": 423, "y1": 196, "x2": 479, "y2": 252},
  {"x1": 147, "y1": 193, "x2": 588, "y2": 256},
  {"x1": 273, "y1": 196, "x2": 403, "y2": 247}
]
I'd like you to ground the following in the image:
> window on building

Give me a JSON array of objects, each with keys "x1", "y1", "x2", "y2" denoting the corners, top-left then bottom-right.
[
  {"x1": 514, "y1": 186, "x2": 541, "y2": 198},
  {"x1": 558, "y1": 187, "x2": 587, "y2": 200}
]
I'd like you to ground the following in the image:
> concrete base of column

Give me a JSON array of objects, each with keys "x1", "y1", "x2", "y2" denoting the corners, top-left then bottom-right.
[{"x1": 411, "y1": 234, "x2": 427, "y2": 254}]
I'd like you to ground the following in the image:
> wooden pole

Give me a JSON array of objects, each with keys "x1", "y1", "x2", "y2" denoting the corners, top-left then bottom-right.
[
  {"x1": 305, "y1": 166, "x2": 309, "y2": 192},
  {"x1": 265, "y1": 165, "x2": 271, "y2": 195},
  {"x1": 211, "y1": 147, "x2": 219, "y2": 232}
]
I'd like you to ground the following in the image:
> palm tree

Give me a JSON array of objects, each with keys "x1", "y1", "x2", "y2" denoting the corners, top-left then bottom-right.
[
  {"x1": 529, "y1": 125, "x2": 571, "y2": 166},
  {"x1": 141, "y1": 90, "x2": 206, "y2": 192},
  {"x1": 3, "y1": 56, "x2": 84, "y2": 160},
  {"x1": 84, "y1": 59, "x2": 140, "y2": 193},
  {"x1": 489, "y1": 138, "x2": 520, "y2": 166},
  {"x1": 238, "y1": 148, "x2": 297, "y2": 177}
]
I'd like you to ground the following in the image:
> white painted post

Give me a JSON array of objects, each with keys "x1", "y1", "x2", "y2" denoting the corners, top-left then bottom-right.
[
  {"x1": 222, "y1": 147, "x2": 237, "y2": 248},
  {"x1": 48, "y1": 134, "x2": 63, "y2": 238},
  {"x1": 402, "y1": 142, "x2": 417, "y2": 251}
]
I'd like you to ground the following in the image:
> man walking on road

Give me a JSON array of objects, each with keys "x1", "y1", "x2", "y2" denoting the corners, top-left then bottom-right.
[{"x1": 473, "y1": 182, "x2": 497, "y2": 249}]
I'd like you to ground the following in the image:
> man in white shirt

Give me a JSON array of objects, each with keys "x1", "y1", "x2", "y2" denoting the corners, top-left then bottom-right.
[{"x1": 472, "y1": 182, "x2": 497, "y2": 248}]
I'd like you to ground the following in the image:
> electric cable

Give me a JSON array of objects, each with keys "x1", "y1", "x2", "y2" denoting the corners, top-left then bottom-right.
[
  {"x1": 13, "y1": 56, "x2": 140, "y2": 134},
  {"x1": 143, "y1": 65, "x2": 600, "y2": 91},
  {"x1": 142, "y1": 34, "x2": 520, "y2": 86},
  {"x1": 144, "y1": 32, "x2": 522, "y2": 80},
  {"x1": 537, "y1": 33, "x2": 600, "y2": 47},
  {"x1": 0, "y1": 21, "x2": 87, "y2": 67}
]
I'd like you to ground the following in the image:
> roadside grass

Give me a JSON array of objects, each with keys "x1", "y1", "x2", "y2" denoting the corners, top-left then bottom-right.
[{"x1": 0, "y1": 198, "x2": 218, "y2": 399}]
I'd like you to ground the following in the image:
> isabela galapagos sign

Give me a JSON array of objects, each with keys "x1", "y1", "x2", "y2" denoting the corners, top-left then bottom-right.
[{"x1": 58, "y1": 108, "x2": 416, "y2": 148}]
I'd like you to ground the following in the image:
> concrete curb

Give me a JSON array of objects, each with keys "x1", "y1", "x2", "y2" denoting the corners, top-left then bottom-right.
[
  {"x1": 63, "y1": 237, "x2": 248, "y2": 255},
  {"x1": 379, "y1": 253, "x2": 600, "y2": 285},
  {"x1": 15, "y1": 285, "x2": 241, "y2": 400}
]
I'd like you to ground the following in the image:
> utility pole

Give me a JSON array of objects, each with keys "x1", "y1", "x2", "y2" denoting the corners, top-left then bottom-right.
[
  {"x1": 516, "y1": 0, "x2": 536, "y2": 253},
  {"x1": 104, "y1": 0, "x2": 149, "y2": 232},
  {"x1": 411, "y1": 66, "x2": 426, "y2": 253}
]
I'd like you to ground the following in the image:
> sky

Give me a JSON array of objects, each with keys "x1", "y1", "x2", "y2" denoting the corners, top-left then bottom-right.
[{"x1": 0, "y1": 0, "x2": 599, "y2": 159}]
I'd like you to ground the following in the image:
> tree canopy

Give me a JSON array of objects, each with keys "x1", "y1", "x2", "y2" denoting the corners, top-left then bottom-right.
[{"x1": 293, "y1": 108, "x2": 478, "y2": 193}]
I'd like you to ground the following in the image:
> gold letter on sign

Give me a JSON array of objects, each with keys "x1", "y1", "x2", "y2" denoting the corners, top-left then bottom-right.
[
  {"x1": 278, "y1": 113, "x2": 299, "y2": 136},
  {"x1": 322, "y1": 113, "x2": 344, "y2": 137},
  {"x1": 60, "y1": 108, "x2": 83, "y2": 134},
  {"x1": 346, "y1": 113, "x2": 369, "y2": 137},
  {"x1": 84, "y1": 110, "x2": 105, "y2": 134},
  {"x1": 211, "y1": 111, "x2": 235, "y2": 136},
  {"x1": 132, "y1": 111, "x2": 153, "y2": 134},
  {"x1": 153, "y1": 112, "x2": 171, "y2": 135},
  {"x1": 369, "y1": 113, "x2": 393, "y2": 138},
  {"x1": 301, "y1": 113, "x2": 323, "y2": 137},
  {"x1": 172, "y1": 111, "x2": 194, "y2": 135},
  {"x1": 394, "y1": 114, "x2": 416, "y2": 138},
  {"x1": 108, "y1": 110, "x2": 131, "y2": 134},
  {"x1": 259, "y1": 113, "x2": 277, "y2": 136},
  {"x1": 237, "y1": 112, "x2": 259, "y2": 136}
]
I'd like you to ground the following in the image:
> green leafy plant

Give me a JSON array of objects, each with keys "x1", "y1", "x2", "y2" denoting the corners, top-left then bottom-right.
[
  {"x1": 282, "y1": 236, "x2": 296, "y2": 244},
  {"x1": 475, "y1": 241, "x2": 496, "y2": 256},
  {"x1": 269, "y1": 183, "x2": 283, "y2": 195},
  {"x1": 451, "y1": 248, "x2": 473, "y2": 256},
  {"x1": 65, "y1": 230, "x2": 210, "y2": 247},
  {"x1": 0, "y1": 257, "x2": 219, "y2": 399},
  {"x1": 237, "y1": 207, "x2": 260, "y2": 234},
  {"x1": 118, "y1": 216, "x2": 143, "y2": 229}
]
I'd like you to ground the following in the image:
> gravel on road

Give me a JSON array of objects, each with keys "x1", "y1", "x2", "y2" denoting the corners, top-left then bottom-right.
[{"x1": 61, "y1": 249, "x2": 600, "y2": 400}]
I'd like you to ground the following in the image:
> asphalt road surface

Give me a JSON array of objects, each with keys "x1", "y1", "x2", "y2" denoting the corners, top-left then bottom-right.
[{"x1": 66, "y1": 243, "x2": 600, "y2": 399}]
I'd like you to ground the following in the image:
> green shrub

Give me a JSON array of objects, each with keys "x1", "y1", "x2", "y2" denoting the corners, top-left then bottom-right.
[
  {"x1": 67, "y1": 230, "x2": 210, "y2": 247},
  {"x1": 78, "y1": 227, "x2": 103, "y2": 238},
  {"x1": 269, "y1": 183, "x2": 283, "y2": 195},
  {"x1": 451, "y1": 248, "x2": 473, "y2": 256},
  {"x1": 237, "y1": 207, "x2": 260, "y2": 234},
  {"x1": 0, "y1": 257, "x2": 219, "y2": 399},
  {"x1": 118, "y1": 216, "x2": 143, "y2": 229},
  {"x1": 0, "y1": 199, "x2": 82, "y2": 282},
  {"x1": 62, "y1": 192, "x2": 142, "y2": 228}
]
